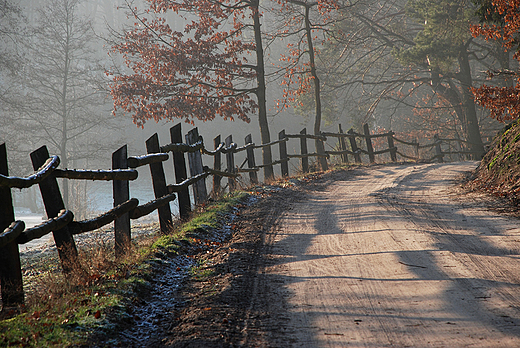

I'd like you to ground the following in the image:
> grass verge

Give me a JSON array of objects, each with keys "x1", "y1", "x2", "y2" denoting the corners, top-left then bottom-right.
[{"x1": 0, "y1": 191, "x2": 249, "y2": 347}]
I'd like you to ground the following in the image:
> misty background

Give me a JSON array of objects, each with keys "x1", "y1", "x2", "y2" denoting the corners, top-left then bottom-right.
[{"x1": 0, "y1": 0, "x2": 512, "y2": 224}]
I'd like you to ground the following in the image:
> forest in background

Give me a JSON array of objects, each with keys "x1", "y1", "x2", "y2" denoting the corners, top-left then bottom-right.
[{"x1": 1, "y1": 0, "x2": 519, "y2": 216}]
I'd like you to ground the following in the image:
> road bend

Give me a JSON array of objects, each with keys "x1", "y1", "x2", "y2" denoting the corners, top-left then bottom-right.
[{"x1": 257, "y1": 162, "x2": 520, "y2": 347}]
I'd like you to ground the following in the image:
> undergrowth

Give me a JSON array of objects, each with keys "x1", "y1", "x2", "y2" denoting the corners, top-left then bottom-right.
[
  {"x1": 0, "y1": 191, "x2": 249, "y2": 347},
  {"x1": 465, "y1": 119, "x2": 520, "y2": 203}
]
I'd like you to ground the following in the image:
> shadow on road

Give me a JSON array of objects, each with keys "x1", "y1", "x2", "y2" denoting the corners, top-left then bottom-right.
[{"x1": 253, "y1": 163, "x2": 520, "y2": 346}]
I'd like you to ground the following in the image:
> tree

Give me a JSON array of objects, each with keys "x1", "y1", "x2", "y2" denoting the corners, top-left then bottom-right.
[
  {"x1": 110, "y1": 0, "x2": 275, "y2": 179},
  {"x1": 295, "y1": 0, "x2": 410, "y2": 128},
  {"x1": 0, "y1": 0, "x2": 26, "y2": 168},
  {"x1": 391, "y1": 0, "x2": 486, "y2": 157},
  {"x1": 309, "y1": 0, "x2": 499, "y2": 158},
  {"x1": 273, "y1": 0, "x2": 341, "y2": 170},
  {"x1": 0, "y1": 0, "x2": 24, "y2": 79},
  {"x1": 251, "y1": 0, "x2": 275, "y2": 179},
  {"x1": 4, "y1": 0, "x2": 116, "y2": 209},
  {"x1": 471, "y1": 0, "x2": 520, "y2": 122}
]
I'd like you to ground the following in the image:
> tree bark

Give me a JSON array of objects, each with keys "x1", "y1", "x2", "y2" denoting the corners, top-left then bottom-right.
[
  {"x1": 303, "y1": 4, "x2": 328, "y2": 171},
  {"x1": 251, "y1": 0, "x2": 274, "y2": 180},
  {"x1": 457, "y1": 46, "x2": 485, "y2": 159}
]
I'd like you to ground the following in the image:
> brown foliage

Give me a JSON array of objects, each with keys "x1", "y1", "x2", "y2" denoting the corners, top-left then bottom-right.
[
  {"x1": 109, "y1": 0, "x2": 257, "y2": 127},
  {"x1": 471, "y1": 0, "x2": 520, "y2": 122}
]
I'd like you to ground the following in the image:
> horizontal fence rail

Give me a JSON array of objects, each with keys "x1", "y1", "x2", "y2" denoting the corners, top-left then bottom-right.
[
  {"x1": 0, "y1": 156, "x2": 60, "y2": 189},
  {"x1": 0, "y1": 122, "x2": 491, "y2": 308}
]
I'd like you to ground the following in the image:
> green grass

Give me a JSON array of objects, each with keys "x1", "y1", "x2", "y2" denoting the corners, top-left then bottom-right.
[{"x1": 189, "y1": 259, "x2": 216, "y2": 281}]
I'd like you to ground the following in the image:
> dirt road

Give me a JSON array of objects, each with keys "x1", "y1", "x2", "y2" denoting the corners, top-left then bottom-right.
[
  {"x1": 162, "y1": 162, "x2": 520, "y2": 347},
  {"x1": 247, "y1": 161, "x2": 520, "y2": 347}
]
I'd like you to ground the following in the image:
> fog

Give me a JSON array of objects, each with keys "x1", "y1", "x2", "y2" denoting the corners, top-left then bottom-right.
[{"x1": 1, "y1": 0, "x2": 509, "y2": 219}]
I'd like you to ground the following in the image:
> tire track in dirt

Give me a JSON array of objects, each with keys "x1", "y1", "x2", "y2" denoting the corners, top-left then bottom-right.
[
  {"x1": 259, "y1": 162, "x2": 520, "y2": 347},
  {"x1": 381, "y1": 163, "x2": 520, "y2": 343}
]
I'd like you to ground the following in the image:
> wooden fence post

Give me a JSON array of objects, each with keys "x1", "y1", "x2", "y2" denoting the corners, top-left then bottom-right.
[
  {"x1": 434, "y1": 134, "x2": 444, "y2": 163},
  {"x1": 112, "y1": 145, "x2": 131, "y2": 257},
  {"x1": 300, "y1": 128, "x2": 309, "y2": 173},
  {"x1": 363, "y1": 124, "x2": 375, "y2": 163},
  {"x1": 348, "y1": 129, "x2": 362, "y2": 163},
  {"x1": 30, "y1": 146, "x2": 80, "y2": 274},
  {"x1": 0, "y1": 143, "x2": 24, "y2": 306},
  {"x1": 413, "y1": 138, "x2": 419, "y2": 160},
  {"x1": 186, "y1": 128, "x2": 207, "y2": 204},
  {"x1": 213, "y1": 135, "x2": 222, "y2": 196},
  {"x1": 455, "y1": 133, "x2": 464, "y2": 161},
  {"x1": 245, "y1": 134, "x2": 258, "y2": 184},
  {"x1": 225, "y1": 135, "x2": 236, "y2": 191},
  {"x1": 170, "y1": 124, "x2": 191, "y2": 219},
  {"x1": 387, "y1": 132, "x2": 397, "y2": 162},
  {"x1": 338, "y1": 124, "x2": 348, "y2": 163},
  {"x1": 316, "y1": 138, "x2": 328, "y2": 171},
  {"x1": 279, "y1": 130, "x2": 289, "y2": 177},
  {"x1": 146, "y1": 133, "x2": 173, "y2": 234}
]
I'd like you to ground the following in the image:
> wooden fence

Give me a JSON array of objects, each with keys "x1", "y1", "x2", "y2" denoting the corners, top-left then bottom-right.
[{"x1": 0, "y1": 122, "x2": 486, "y2": 307}]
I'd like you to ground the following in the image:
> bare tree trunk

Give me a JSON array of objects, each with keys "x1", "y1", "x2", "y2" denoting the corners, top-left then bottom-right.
[
  {"x1": 304, "y1": 4, "x2": 327, "y2": 170},
  {"x1": 252, "y1": 0, "x2": 274, "y2": 180},
  {"x1": 61, "y1": 14, "x2": 70, "y2": 208},
  {"x1": 458, "y1": 46, "x2": 485, "y2": 159},
  {"x1": 429, "y1": 66, "x2": 484, "y2": 159}
]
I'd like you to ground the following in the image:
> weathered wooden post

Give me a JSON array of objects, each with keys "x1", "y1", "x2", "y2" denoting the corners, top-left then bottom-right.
[
  {"x1": 363, "y1": 123, "x2": 375, "y2": 163},
  {"x1": 348, "y1": 129, "x2": 362, "y2": 163},
  {"x1": 316, "y1": 137, "x2": 328, "y2": 171},
  {"x1": 455, "y1": 133, "x2": 464, "y2": 161},
  {"x1": 338, "y1": 124, "x2": 348, "y2": 163},
  {"x1": 279, "y1": 130, "x2": 289, "y2": 177},
  {"x1": 146, "y1": 133, "x2": 173, "y2": 234},
  {"x1": 387, "y1": 131, "x2": 397, "y2": 162},
  {"x1": 413, "y1": 138, "x2": 419, "y2": 160},
  {"x1": 112, "y1": 145, "x2": 131, "y2": 257},
  {"x1": 434, "y1": 134, "x2": 444, "y2": 163},
  {"x1": 245, "y1": 134, "x2": 258, "y2": 184},
  {"x1": 300, "y1": 128, "x2": 309, "y2": 173},
  {"x1": 186, "y1": 128, "x2": 207, "y2": 204},
  {"x1": 213, "y1": 135, "x2": 222, "y2": 196},
  {"x1": 0, "y1": 143, "x2": 24, "y2": 306},
  {"x1": 30, "y1": 146, "x2": 80, "y2": 274},
  {"x1": 225, "y1": 135, "x2": 236, "y2": 191},
  {"x1": 170, "y1": 124, "x2": 191, "y2": 219}
]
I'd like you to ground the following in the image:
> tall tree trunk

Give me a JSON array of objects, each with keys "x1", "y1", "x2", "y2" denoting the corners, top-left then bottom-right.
[
  {"x1": 304, "y1": 4, "x2": 327, "y2": 170},
  {"x1": 429, "y1": 69, "x2": 484, "y2": 160},
  {"x1": 61, "y1": 6, "x2": 72, "y2": 207},
  {"x1": 458, "y1": 45, "x2": 485, "y2": 159},
  {"x1": 251, "y1": 0, "x2": 274, "y2": 180}
]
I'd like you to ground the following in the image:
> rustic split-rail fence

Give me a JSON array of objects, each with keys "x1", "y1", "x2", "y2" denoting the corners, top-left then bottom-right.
[{"x1": 0, "y1": 122, "x2": 486, "y2": 307}]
